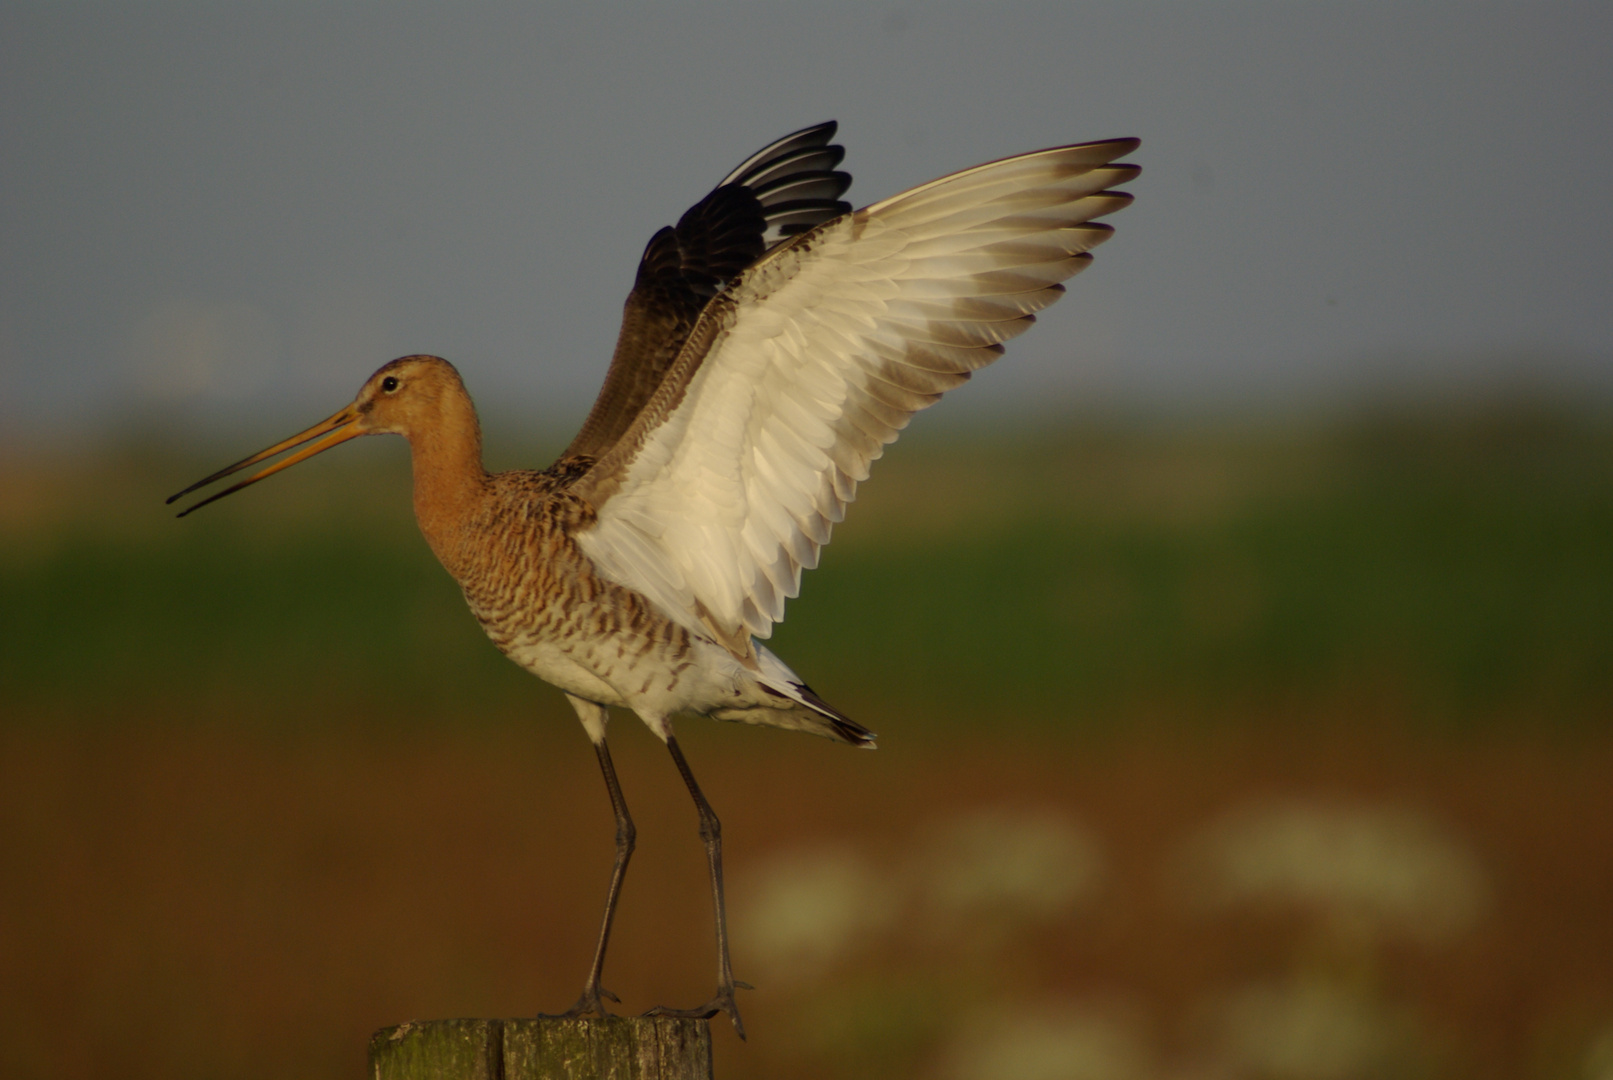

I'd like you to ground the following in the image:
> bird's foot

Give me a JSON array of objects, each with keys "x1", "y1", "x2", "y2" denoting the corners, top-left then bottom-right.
[
  {"x1": 645, "y1": 981, "x2": 753, "y2": 1040},
  {"x1": 539, "y1": 983, "x2": 620, "y2": 1021}
]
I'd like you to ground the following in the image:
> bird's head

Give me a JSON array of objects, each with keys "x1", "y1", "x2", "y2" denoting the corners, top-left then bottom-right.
[
  {"x1": 348, "y1": 354, "x2": 471, "y2": 436},
  {"x1": 167, "y1": 354, "x2": 467, "y2": 516}
]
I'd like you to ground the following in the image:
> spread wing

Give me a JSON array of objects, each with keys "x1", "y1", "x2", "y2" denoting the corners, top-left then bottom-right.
[
  {"x1": 570, "y1": 138, "x2": 1140, "y2": 655},
  {"x1": 564, "y1": 122, "x2": 853, "y2": 459}
]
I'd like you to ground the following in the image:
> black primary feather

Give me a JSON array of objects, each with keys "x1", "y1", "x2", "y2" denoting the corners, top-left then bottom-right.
[{"x1": 563, "y1": 122, "x2": 852, "y2": 461}]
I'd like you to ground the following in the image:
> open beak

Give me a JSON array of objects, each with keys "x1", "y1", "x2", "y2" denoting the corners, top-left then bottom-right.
[{"x1": 167, "y1": 405, "x2": 365, "y2": 517}]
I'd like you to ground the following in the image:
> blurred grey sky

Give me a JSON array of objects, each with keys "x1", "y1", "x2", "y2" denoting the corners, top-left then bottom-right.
[{"x1": 3, "y1": 2, "x2": 1611, "y2": 444}]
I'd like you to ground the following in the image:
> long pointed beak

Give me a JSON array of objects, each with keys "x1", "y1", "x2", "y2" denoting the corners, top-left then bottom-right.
[{"x1": 168, "y1": 406, "x2": 366, "y2": 517}]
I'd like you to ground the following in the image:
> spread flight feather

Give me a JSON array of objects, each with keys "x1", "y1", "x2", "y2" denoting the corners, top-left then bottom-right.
[{"x1": 567, "y1": 128, "x2": 1140, "y2": 658}]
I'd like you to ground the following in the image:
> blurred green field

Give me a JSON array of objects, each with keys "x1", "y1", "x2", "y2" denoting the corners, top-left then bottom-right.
[
  {"x1": 4, "y1": 404, "x2": 1610, "y2": 730},
  {"x1": 4, "y1": 405, "x2": 1613, "y2": 1080}
]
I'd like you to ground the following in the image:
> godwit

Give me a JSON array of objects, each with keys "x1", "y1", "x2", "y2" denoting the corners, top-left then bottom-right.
[{"x1": 169, "y1": 122, "x2": 1138, "y2": 1036}]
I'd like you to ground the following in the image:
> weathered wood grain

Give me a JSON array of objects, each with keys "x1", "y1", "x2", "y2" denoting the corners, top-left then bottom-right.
[{"x1": 369, "y1": 1017, "x2": 713, "y2": 1080}]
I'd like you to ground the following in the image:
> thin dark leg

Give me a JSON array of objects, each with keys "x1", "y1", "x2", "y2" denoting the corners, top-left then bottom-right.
[
  {"x1": 542, "y1": 738, "x2": 635, "y2": 1019},
  {"x1": 646, "y1": 735, "x2": 750, "y2": 1039}
]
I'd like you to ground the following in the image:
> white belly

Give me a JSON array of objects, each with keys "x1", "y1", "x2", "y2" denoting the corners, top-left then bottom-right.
[
  {"x1": 504, "y1": 633, "x2": 761, "y2": 724},
  {"x1": 502, "y1": 639, "x2": 628, "y2": 707}
]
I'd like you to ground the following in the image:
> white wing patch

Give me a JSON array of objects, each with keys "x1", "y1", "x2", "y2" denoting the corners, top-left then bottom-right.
[{"x1": 575, "y1": 141, "x2": 1139, "y2": 655}]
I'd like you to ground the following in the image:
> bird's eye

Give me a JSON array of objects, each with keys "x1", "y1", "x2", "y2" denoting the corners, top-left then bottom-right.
[{"x1": 381, "y1": 376, "x2": 400, "y2": 393}]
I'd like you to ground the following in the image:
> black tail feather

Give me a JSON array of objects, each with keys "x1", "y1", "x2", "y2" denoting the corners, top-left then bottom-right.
[{"x1": 791, "y1": 681, "x2": 876, "y2": 747}]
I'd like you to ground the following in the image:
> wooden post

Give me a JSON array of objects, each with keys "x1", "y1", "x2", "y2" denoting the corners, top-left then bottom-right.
[{"x1": 369, "y1": 1017, "x2": 713, "y2": 1080}]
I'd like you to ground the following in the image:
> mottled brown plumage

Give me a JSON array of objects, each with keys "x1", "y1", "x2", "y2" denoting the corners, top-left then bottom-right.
[{"x1": 169, "y1": 121, "x2": 1139, "y2": 1038}]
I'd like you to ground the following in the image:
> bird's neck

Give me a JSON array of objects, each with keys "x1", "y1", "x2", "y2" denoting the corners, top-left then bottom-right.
[{"x1": 407, "y1": 400, "x2": 489, "y2": 579}]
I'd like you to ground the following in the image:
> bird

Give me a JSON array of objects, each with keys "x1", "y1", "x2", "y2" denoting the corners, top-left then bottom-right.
[{"x1": 169, "y1": 121, "x2": 1138, "y2": 1037}]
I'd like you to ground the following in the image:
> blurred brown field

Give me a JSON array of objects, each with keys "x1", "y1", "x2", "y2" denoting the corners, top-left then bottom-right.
[{"x1": 2, "y1": 408, "x2": 1611, "y2": 1079}]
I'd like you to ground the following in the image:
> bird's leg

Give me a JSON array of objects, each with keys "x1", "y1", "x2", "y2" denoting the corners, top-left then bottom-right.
[
  {"x1": 645, "y1": 734, "x2": 751, "y2": 1039},
  {"x1": 542, "y1": 736, "x2": 635, "y2": 1020}
]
